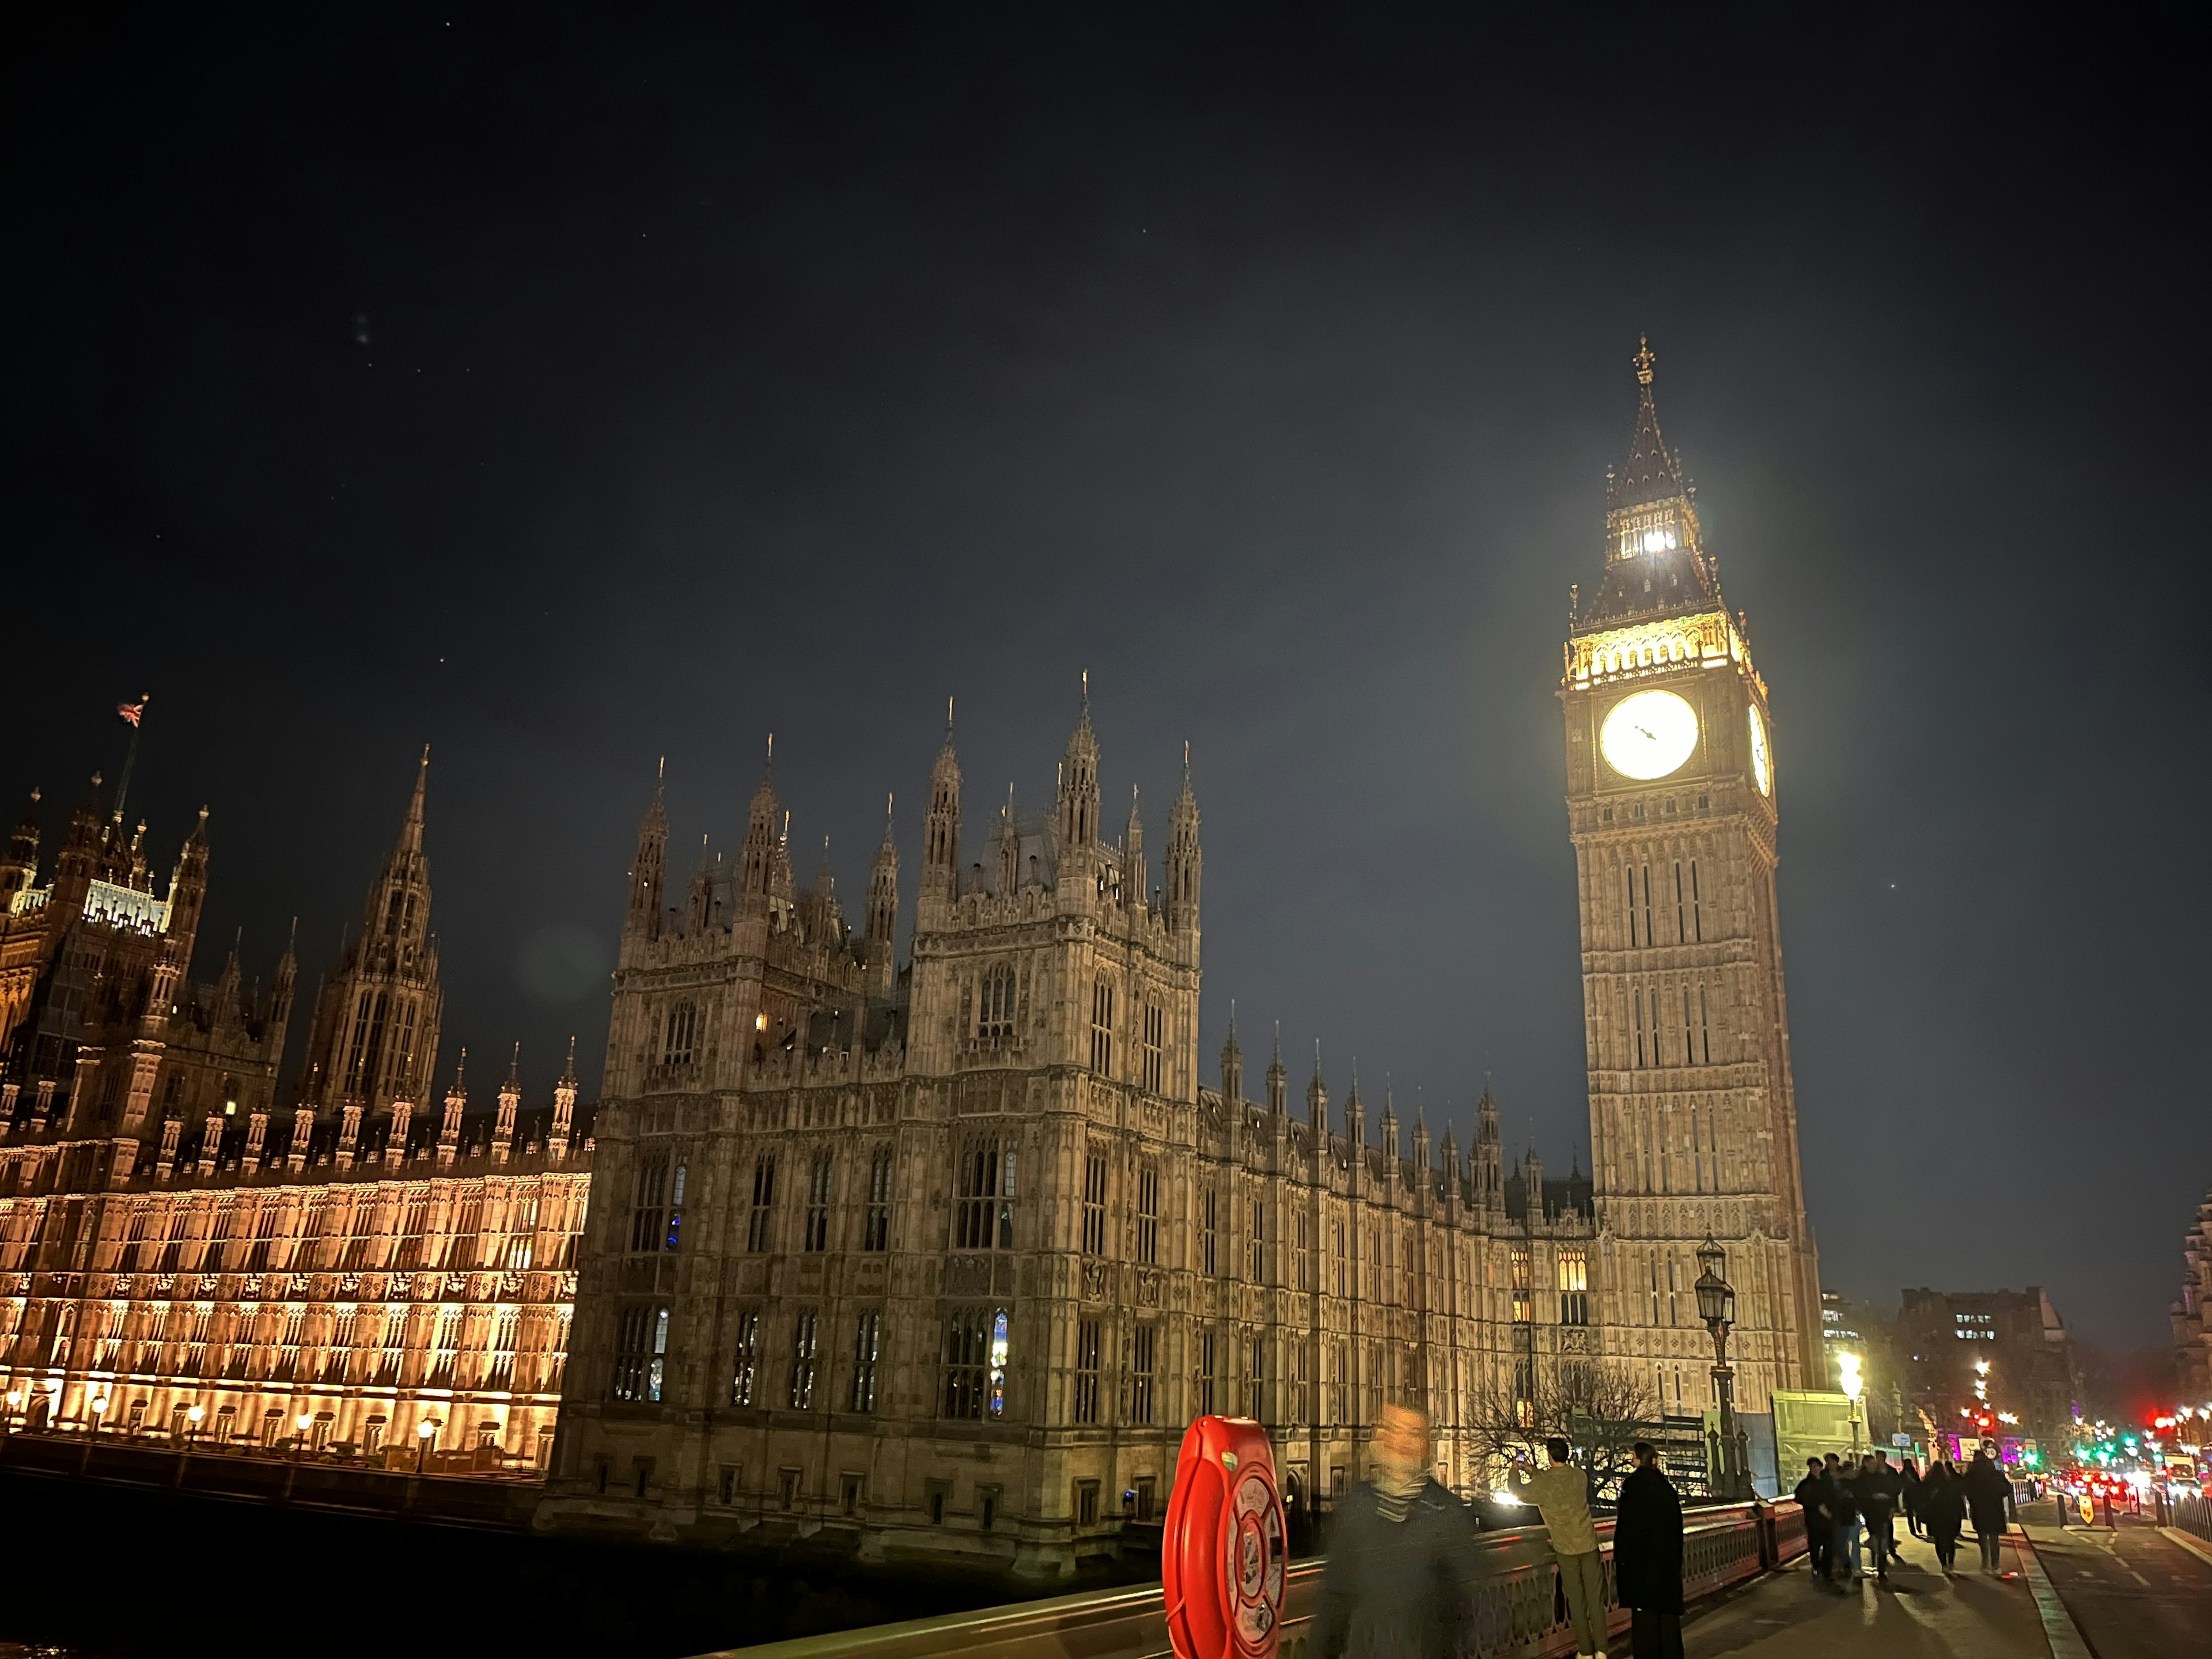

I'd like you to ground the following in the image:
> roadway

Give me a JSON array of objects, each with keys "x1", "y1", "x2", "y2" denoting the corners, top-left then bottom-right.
[{"x1": 2021, "y1": 1513, "x2": 2212, "y2": 1659}]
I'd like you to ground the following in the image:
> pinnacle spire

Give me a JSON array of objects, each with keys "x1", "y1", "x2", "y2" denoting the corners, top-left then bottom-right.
[
  {"x1": 396, "y1": 747, "x2": 429, "y2": 854},
  {"x1": 506, "y1": 1041, "x2": 521, "y2": 1089},
  {"x1": 560, "y1": 1035, "x2": 578, "y2": 1088}
]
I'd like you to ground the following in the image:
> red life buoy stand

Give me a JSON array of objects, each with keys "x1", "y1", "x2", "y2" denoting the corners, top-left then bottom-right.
[{"x1": 1162, "y1": 1416, "x2": 1287, "y2": 1659}]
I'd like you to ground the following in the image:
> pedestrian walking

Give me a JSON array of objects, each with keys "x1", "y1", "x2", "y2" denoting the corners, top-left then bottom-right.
[
  {"x1": 1964, "y1": 1449, "x2": 2012, "y2": 1575},
  {"x1": 1613, "y1": 1442, "x2": 1684, "y2": 1658},
  {"x1": 1870, "y1": 1452, "x2": 1904, "y2": 1569},
  {"x1": 1315, "y1": 1405, "x2": 1480, "y2": 1659},
  {"x1": 1793, "y1": 1457, "x2": 1834, "y2": 1585},
  {"x1": 1920, "y1": 1460, "x2": 1966, "y2": 1574},
  {"x1": 1899, "y1": 1457, "x2": 1923, "y2": 1539},
  {"x1": 1847, "y1": 1456, "x2": 1896, "y2": 1585},
  {"x1": 1510, "y1": 1437, "x2": 1608, "y2": 1659},
  {"x1": 1824, "y1": 1453, "x2": 1862, "y2": 1586}
]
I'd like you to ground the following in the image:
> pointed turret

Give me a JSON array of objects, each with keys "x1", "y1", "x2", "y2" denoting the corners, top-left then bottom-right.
[
  {"x1": 1412, "y1": 1095, "x2": 1430, "y2": 1171},
  {"x1": 1056, "y1": 675, "x2": 1100, "y2": 854},
  {"x1": 438, "y1": 1050, "x2": 467, "y2": 1168},
  {"x1": 1123, "y1": 786, "x2": 1145, "y2": 910},
  {"x1": 626, "y1": 760, "x2": 669, "y2": 942},
  {"x1": 1266, "y1": 1022, "x2": 1286, "y2": 1115},
  {"x1": 1221, "y1": 1001, "x2": 1243, "y2": 1103},
  {"x1": 1378, "y1": 1078, "x2": 1398, "y2": 1162},
  {"x1": 687, "y1": 834, "x2": 717, "y2": 930},
  {"x1": 0, "y1": 787, "x2": 38, "y2": 909},
  {"x1": 1576, "y1": 336, "x2": 1721, "y2": 632},
  {"x1": 270, "y1": 918, "x2": 298, "y2": 1049},
  {"x1": 1166, "y1": 742, "x2": 1200, "y2": 934},
  {"x1": 494, "y1": 1042, "x2": 520, "y2": 1162},
  {"x1": 923, "y1": 702, "x2": 961, "y2": 903},
  {"x1": 1306, "y1": 1041, "x2": 1327, "y2": 1133},
  {"x1": 166, "y1": 807, "x2": 211, "y2": 948},
  {"x1": 738, "y1": 737, "x2": 779, "y2": 896},
  {"x1": 1475, "y1": 1081, "x2": 1504, "y2": 1210},
  {"x1": 867, "y1": 794, "x2": 900, "y2": 946},
  {"x1": 550, "y1": 1036, "x2": 578, "y2": 1159}
]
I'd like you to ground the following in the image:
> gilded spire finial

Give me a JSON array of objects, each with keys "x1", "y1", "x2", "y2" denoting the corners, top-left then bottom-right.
[{"x1": 1634, "y1": 334, "x2": 1656, "y2": 387}]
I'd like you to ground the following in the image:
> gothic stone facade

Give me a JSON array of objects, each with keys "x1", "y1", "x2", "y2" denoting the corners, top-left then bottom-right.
[
  {"x1": 0, "y1": 756, "x2": 591, "y2": 1467},
  {"x1": 2175, "y1": 1190, "x2": 2212, "y2": 1402},
  {"x1": 540, "y1": 705, "x2": 1612, "y2": 1577},
  {"x1": 1560, "y1": 340, "x2": 1823, "y2": 1410}
]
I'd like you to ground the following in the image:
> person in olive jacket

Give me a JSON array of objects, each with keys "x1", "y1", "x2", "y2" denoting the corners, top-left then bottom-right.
[
  {"x1": 1314, "y1": 1405, "x2": 1481, "y2": 1659},
  {"x1": 1612, "y1": 1442, "x2": 1684, "y2": 1659}
]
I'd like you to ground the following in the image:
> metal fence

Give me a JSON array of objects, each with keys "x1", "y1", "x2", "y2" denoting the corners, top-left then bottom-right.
[
  {"x1": 697, "y1": 1501, "x2": 1807, "y2": 1659},
  {"x1": 2175, "y1": 1491, "x2": 2212, "y2": 1544}
]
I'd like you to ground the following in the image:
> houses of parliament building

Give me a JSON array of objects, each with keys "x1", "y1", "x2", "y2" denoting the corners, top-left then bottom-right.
[{"x1": 2, "y1": 343, "x2": 1819, "y2": 1580}]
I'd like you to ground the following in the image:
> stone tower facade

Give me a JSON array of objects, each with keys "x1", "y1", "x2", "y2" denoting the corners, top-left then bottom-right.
[
  {"x1": 1560, "y1": 340, "x2": 1822, "y2": 1414},
  {"x1": 296, "y1": 752, "x2": 444, "y2": 1164},
  {"x1": 541, "y1": 697, "x2": 1607, "y2": 1577}
]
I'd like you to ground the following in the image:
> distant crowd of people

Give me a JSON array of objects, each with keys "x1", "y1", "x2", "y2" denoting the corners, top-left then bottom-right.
[
  {"x1": 1312, "y1": 1407, "x2": 2024, "y2": 1659},
  {"x1": 1791, "y1": 1446, "x2": 2013, "y2": 1584}
]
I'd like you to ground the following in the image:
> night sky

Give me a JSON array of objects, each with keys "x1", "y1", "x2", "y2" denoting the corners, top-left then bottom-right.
[{"x1": 6, "y1": 12, "x2": 2204, "y2": 1352}]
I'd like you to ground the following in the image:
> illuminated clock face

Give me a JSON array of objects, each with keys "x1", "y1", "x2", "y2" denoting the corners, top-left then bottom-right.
[
  {"x1": 1748, "y1": 704, "x2": 1772, "y2": 796},
  {"x1": 1599, "y1": 690, "x2": 1699, "y2": 781}
]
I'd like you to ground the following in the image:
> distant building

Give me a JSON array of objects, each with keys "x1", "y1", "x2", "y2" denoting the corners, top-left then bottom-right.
[
  {"x1": 1819, "y1": 1288, "x2": 1903, "y2": 1442},
  {"x1": 0, "y1": 759, "x2": 589, "y2": 1467},
  {"x1": 1897, "y1": 1286, "x2": 2078, "y2": 1450},
  {"x1": 2175, "y1": 1190, "x2": 2212, "y2": 1400}
]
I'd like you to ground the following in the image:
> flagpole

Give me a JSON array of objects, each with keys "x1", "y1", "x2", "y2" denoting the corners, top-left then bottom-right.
[{"x1": 113, "y1": 694, "x2": 150, "y2": 820}]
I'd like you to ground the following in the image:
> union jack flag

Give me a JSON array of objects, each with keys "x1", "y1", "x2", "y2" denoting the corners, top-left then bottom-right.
[{"x1": 116, "y1": 699, "x2": 145, "y2": 727}]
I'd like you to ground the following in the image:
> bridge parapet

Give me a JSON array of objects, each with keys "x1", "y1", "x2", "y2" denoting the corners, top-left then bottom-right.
[{"x1": 696, "y1": 1502, "x2": 1799, "y2": 1659}]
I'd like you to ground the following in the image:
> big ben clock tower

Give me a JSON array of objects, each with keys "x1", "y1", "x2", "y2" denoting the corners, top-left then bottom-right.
[{"x1": 1561, "y1": 339, "x2": 1821, "y2": 1416}]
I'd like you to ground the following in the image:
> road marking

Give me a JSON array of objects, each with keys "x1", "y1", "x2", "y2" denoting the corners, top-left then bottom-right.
[
  {"x1": 2160, "y1": 1525, "x2": 2212, "y2": 1570},
  {"x1": 2013, "y1": 1533, "x2": 2094, "y2": 1659}
]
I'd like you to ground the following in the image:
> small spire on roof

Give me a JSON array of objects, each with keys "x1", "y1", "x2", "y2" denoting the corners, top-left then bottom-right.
[{"x1": 1634, "y1": 333, "x2": 1656, "y2": 386}]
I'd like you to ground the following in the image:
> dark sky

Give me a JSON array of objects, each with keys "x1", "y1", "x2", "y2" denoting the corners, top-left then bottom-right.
[{"x1": 6, "y1": 10, "x2": 2205, "y2": 1351}]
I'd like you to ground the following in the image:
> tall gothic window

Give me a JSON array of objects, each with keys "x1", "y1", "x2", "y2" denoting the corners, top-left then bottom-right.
[
  {"x1": 1247, "y1": 1196, "x2": 1266, "y2": 1285},
  {"x1": 1090, "y1": 978, "x2": 1115, "y2": 1074},
  {"x1": 863, "y1": 1146, "x2": 893, "y2": 1251},
  {"x1": 1511, "y1": 1247, "x2": 1533, "y2": 1323},
  {"x1": 746, "y1": 1154, "x2": 777, "y2": 1253},
  {"x1": 1698, "y1": 984, "x2": 1713, "y2": 1062},
  {"x1": 1558, "y1": 1249, "x2": 1589, "y2": 1326},
  {"x1": 1689, "y1": 859, "x2": 1703, "y2": 941},
  {"x1": 1625, "y1": 865, "x2": 1638, "y2": 948},
  {"x1": 394, "y1": 1191, "x2": 432, "y2": 1270},
  {"x1": 1641, "y1": 862, "x2": 1656, "y2": 945},
  {"x1": 944, "y1": 1307, "x2": 1009, "y2": 1420},
  {"x1": 1135, "y1": 1163, "x2": 1159, "y2": 1265},
  {"x1": 1073, "y1": 1319, "x2": 1101, "y2": 1424},
  {"x1": 1200, "y1": 1186, "x2": 1217, "y2": 1275},
  {"x1": 787, "y1": 1310, "x2": 820, "y2": 1409},
  {"x1": 1131, "y1": 1323, "x2": 1157, "y2": 1425},
  {"x1": 662, "y1": 1001, "x2": 698, "y2": 1067},
  {"x1": 1141, "y1": 1000, "x2": 1164, "y2": 1093},
  {"x1": 1081, "y1": 1152, "x2": 1107, "y2": 1256},
  {"x1": 979, "y1": 964, "x2": 1016, "y2": 1041},
  {"x1": 851, "y1": 1311, "x2": 882, "y2": 1413},
  {"x1": 629, "y1": 1152, "x2": 671, "y2": 1254},
  {"x1": 1198, "y1": 1330, "x2": 1218, "y2": 1417},
  {"x1": 612, "y1": 1304, "x2": 669, "y2": 1403},
  {"x1": 955, "y1": 1137, "x2": 1016, "y2": 1250},
  {"x1": 1244, "y1": 1333, "x2": 1264, "y2": 1419},
  {"x1": 804, "y1": 1152, "x2": 832, "y2": 1252},
  {"x1": 730, "y1": 1310, "x2": 760, "y2": 1406}
]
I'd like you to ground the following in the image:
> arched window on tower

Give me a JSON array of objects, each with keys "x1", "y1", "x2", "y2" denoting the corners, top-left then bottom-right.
[
  {"x1": 980, "y1": 964, "x2": 1016, "y2": 1041},
  {"x1": 1090, "y1": 978, "x2": 1115, "y2": 1075}
]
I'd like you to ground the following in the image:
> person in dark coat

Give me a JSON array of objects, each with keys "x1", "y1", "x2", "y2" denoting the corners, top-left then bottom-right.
[
  {"x1": 1919, "y1": 1460, "x2": 1967, "y2": 1574},
  {"x1": 1899, "y1": 1457, "x2": 1924, "y2": 1539},
  {"x1": 1613, "y1": 1442, "x2": 1684, "y2": 1658},
  {"x1": 1963, "y1": 1450, "x2": 2013, "y2": 1575},
  {"x1": 1824, "y1": 1453, "x2": 1861, "y2": 1585},
  {"x1": 1793, "y1": 1457, "x2": 1834, "y2": 1585},
  {"x1": 1315, "y1": 1405, "x2": 1480, "y2": 1659}
]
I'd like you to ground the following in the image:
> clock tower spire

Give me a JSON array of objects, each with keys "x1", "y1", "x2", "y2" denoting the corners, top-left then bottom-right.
[{"x1": 1559, "y1": 339, "x2": 1821, "y2": 1413}]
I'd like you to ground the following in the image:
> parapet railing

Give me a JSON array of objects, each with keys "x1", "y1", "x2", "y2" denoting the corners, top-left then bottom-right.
[{"x1": 697, "y1": 1501, "x2": 1805, "y2": 1659}]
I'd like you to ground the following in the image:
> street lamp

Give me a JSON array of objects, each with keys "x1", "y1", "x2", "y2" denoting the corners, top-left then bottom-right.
[
  {"x1": 89, "y1": 1393, "x2": 109, "y2": 1444},
  {"x1": 1693, "y1": 1235, "x2": 1746, "y2": 1500},
  {"x1": 1839, "y1": 1351, "x2": 1866, "y2": 1455},
  {"x1": 5, "y1": 1389, "x2": 22, "y2": 1433},
  {"x1": 294, "y1": 1411, "x2": 315, "y2": 1461},
  {"x1": 416, "y1": 1416, "x2": 438, "y2": 1475},
  {"x1": 185, "y1": 1403, "x2": 205, "y2": 1449}
]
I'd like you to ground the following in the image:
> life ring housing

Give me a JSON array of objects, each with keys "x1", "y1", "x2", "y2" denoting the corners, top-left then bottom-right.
[{"x1": 1162, "y1": 1416, "x2": 1287, "y2": 1659}]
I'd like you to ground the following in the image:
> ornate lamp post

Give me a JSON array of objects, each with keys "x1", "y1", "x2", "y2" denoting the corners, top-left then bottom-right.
[
  {"x1": 416, "y1": 1416, "x2": 438, "y2": 1475},
  {"x1": 1694, "y1": 1234, "x2": 1746, "y2": 1500}
]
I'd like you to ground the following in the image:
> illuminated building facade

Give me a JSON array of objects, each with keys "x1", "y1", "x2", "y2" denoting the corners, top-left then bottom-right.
[
  {"x1": 1559, "y1": 340, "x2": 1824, "y2": 1414},
  {"x1": 1898, "y1": 1285, "x2": 2078, "y2": 1450},
  {"x1": 0, "y1": 757, "x2": 592, "y2": 1468}
]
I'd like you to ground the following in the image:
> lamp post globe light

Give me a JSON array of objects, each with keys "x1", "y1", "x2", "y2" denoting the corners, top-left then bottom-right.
[
  {"x1": 417, "y1": 1416, "x2": 438, "y2": 1475},
  {"x1": 294, "y1": 1411, "x2": 315, "y2": 1461},
  {"x1": 89, "y1": 1393, "x2": 109, "y2": 1441},
  {"x1": 1838, "y1": 1351, "x2": 1866, "y2": 1455},
  {"x1": 1692, "y1": 1234, "x2": 1747, "y2": 1499},
  {"x1": 185, "y1": 1403, "x2": 205, "y2": 1448}
]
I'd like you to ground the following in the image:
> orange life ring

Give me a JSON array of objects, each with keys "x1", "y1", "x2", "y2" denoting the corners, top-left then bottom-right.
[{"x1": 1162, "y1": 1416, "x2": 1287, "y2": 1659}]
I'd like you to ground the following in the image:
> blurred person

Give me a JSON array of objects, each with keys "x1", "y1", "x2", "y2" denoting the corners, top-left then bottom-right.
[
  {"x1": 1899, "y1": 1456, "x2": 1924, "y2": 1539},
  {"x1": 1613, "y1": 1442, "x2": 1684, "y2": 1658},
  {"x1": 1920, "y1": 1460, "x2": 1966, "y2": 1575},
  {"x1": 1511, "y1": 1437, "x2": 1606, "y2": 1658},
  {"x1": 1825, "y1": 1453, "x2": 1862, "y2": 1585},
  {"x1": 1315, "y1": 1405, "x2": 1479, "y2": 1659},
  {"x1": 1793, "y1": 1456, "x2": 1835, "y2": 1585},
  {"x1": 1964, "y1": 1449, "x2": 2012, "y2": 1575}
]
